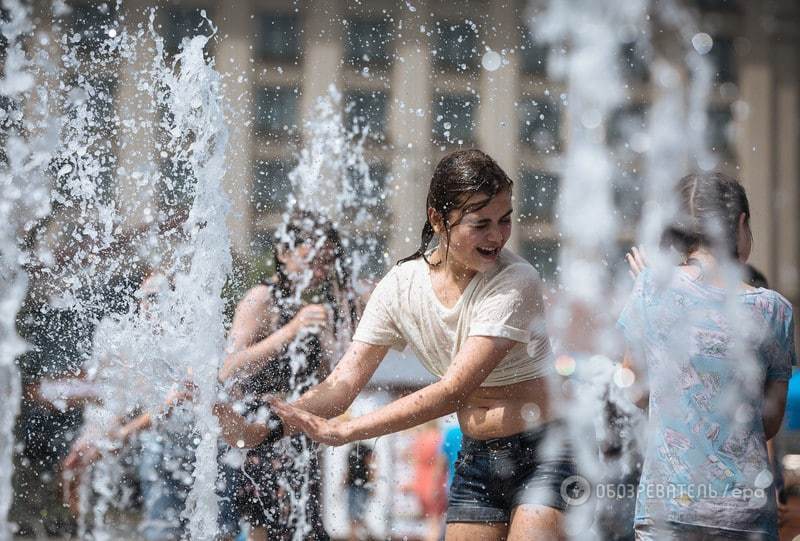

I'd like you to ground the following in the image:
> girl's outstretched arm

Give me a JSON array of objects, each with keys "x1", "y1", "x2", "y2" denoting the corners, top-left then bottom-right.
[
  {"x1": 270, "y1": 335, "x2": 515, "y2": 446},
  {"x1": 289, "y1": 340, "x2": 389, "y2": 418},
  {"x1": 214, "y1": 340, "x2": 388, "y2": 446}
]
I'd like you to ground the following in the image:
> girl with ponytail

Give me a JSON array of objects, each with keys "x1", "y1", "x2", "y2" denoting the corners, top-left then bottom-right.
[
  {"x1": 219, "y1": 149, "x2": 576, "y2": 540},
  {"x1": 620, "y1": 172, "x2": 796, "y2": 540}
]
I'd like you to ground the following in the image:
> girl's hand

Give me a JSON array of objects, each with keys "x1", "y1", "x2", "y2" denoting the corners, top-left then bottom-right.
[
  {"x1": 288, "y1": 304, "x2": 329, "y2": 336},
  {"x1": 625, "y1": 245, "x2": 648, "y2": 280},
  {"x1": 268, "y1": 397, "x2": 352, "y2": 447},
  {"x1": 163, "y1": 380, "x2": 196, "y2": 411}
]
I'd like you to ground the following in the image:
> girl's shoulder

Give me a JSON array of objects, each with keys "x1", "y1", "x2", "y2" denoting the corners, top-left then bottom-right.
[
  {"x1": 743, "y1": 287, "x2": 794, "y2": 324},
  {"x1": 238, "y1": 282, "x2": 276, "y2": 310},
  {"x1": 485, "y1": 249, "x2": 541, "y2": 286},
  {"x1": 389, "y1": 254, "x2": 428, "y2": 282}
]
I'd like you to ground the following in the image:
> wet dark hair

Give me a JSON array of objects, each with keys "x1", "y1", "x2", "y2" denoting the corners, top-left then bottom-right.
[
  {"x1": 272, "y1": 210, "x2": 358, "y2": 334},
  {"x1": 661, "y1": 172, "x2": 750, "y2": 259},
  {"x1": 398, "y1": 149, "x2": 513, "y2": 266},
  {"x1": 744, "y1": 264, "x2": 768, "y2": 289}
]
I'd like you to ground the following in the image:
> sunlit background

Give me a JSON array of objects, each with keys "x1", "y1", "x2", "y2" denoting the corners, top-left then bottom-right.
[{"x1": 2, "y1": 0, "x2": 799, "y2": 539}]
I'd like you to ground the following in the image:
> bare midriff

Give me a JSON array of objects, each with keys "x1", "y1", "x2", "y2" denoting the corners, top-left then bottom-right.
[{"x1": 457, "y1": 376, "x2": 552, "y2": 439}]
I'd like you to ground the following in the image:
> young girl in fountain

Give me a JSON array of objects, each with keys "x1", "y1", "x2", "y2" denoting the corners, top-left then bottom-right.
[
  {"x1": 216, "y1": 149, "x2": 576, "y2": 540},
  {"x1": 216, "y1": 210, "x2": 359, "y2": 541},
  {"x1": 621, "y1": 172, "x2": 796, "y2": 540}
]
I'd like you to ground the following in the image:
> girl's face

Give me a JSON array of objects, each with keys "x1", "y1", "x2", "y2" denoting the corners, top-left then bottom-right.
[
  {"x1": 278, "y1": 239, "x2": 336, "y2": 287},
  {"x1": 433, "y1": 188, "x2": 513, "y2": 275}
]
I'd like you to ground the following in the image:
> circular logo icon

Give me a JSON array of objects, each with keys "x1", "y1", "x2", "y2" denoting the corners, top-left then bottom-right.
[{"x1": 561, "y1": 475, "x2": 591, "y2": 506}]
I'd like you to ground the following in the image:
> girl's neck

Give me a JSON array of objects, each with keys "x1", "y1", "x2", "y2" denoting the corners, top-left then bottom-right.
[
  {"x1": 430, "y1": 245, "x2": 477, "y2": 291},
  {"x1": 684, "y1": 249, "x2": 746, "y2": 289}
]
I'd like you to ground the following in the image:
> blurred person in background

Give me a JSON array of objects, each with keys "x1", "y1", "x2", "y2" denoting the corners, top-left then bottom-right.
[
  {"x1": 216, "y1": 210, "x2": 359, "y2": 541},
  {"x1": 620, "y1": 172, "x2": 795, "y2": 540},
  {"x1": 404, "y1": 422, "x2": 448, "y2": 541},
  {"x1": 344, "y1": 441, "x2": 374, "y2": 541},
  {"x1": 60, "y1": 272, "x2": 197, "y2": 541}
]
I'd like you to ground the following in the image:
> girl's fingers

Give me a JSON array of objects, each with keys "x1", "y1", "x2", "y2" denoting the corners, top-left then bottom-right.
[
  {"x1": 626, "y1": 253, "x2": 641, "y2": 276},
  {"x1": 631, "y1": 245, "x2": 647, "y2": 268},
  {"x1": 637, "y1": 245, "x2": 648, "y2": 266}
]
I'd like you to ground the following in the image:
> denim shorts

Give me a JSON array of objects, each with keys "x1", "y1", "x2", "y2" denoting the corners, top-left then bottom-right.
[{"x1": 447, "y1": 420, "x2": 577, "y2": 524}]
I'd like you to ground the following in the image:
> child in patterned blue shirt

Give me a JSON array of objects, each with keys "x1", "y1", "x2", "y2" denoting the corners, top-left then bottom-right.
[{"x1": 620, "y1": 172, "x2": 796, "y2": 540}]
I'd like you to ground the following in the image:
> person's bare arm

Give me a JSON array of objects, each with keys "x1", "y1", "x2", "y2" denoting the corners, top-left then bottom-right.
[
  {"x1": 764, "y1": 379, "x2": 788, "y2": 440},
  {"x1": 290, "y1": 341, "x2": 389, "y2": 418},
  {"x1": 270, "y1": 336, "x2": 516, "y2": 445},
  {"x1": 214, "y1": 340, "x2": 388, "y2": 447},
  {"x1": 218, "y1": 286, "x2": 293, "y2": 383}
]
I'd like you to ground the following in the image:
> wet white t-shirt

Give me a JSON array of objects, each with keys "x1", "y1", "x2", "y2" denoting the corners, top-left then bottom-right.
[{"x1": 352, "y1": 249, "x2": 553, "y2": 386}]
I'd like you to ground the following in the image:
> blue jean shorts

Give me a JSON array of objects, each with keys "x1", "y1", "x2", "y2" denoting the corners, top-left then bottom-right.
[{"x1": 446, "y1": 420, "x2": 577, "y2": 524}]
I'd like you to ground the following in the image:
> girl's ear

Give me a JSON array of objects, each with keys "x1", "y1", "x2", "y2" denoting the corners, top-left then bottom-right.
[{"x1": 428, "y1": 208, "x2": 444, "y2": 235}]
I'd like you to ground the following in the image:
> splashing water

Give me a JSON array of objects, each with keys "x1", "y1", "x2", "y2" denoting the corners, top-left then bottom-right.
[
  {"x1": 526, "y1": 0, "x2": 762, "y2": 538},
  {"x1": 0, "y1": 2, "x2": 57, "y2": 539},
  {"x1": 259, "y1": 86, "x2": 385, "y2": 541},
  {"x1": 1, "y1": 3, "x2": 232, "y2": 538}
]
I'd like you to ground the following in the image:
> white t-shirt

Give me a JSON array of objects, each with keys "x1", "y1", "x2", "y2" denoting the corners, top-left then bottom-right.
[{"x1": 352, "y1": 249, "x2": 553, "y2": 386}]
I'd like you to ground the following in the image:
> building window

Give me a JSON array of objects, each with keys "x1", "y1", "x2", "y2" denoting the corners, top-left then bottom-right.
[
  {"x1": 519, "y1": 96, "x2": 560, "y2": 153},
  {"x1": 434, "y1": 21, "x2": 478, "y2": 72},
  {"x1": 522, "y1": 239, "x2": 560, "y2": 282},
  {"x1": 345, "y1": 90, "x2": 388, "y2": 141},
  {"x1": 519, "y1": 170, "x2": 559, "y2": 223},
  {"x1": 519, "y1": 26, "x2": 547, "y2": 76},
  {"x1": 345, "y1": 18, "x2": 391, "y2": 67},
  {"x1": 252, "y1": 159, "x2": 293, "y2": 214},
  {"x1": 433, "y1": 94, "x2": 477, "y2": 146},
  {"x1": 708, "y1": 36, "x2": 736, "y2": 84},
  {"x1": 163, "y1": 6, "x2": 210, "y2": 54},
  {"x1": 257, "y1": 13, "x2": 301, "y2": 62},
  {"x1": 707, "y1": 105, "x2": 734, "y2": 157},
  {"x1": 620, "y1": 42, "x2": 649, "y2": 83},
  {"x1": 607, "y1": 103, "x2": 647, "y2": 148},
  {"x1": 254, "y1": 86, "x2": 299, "y2": 139}
]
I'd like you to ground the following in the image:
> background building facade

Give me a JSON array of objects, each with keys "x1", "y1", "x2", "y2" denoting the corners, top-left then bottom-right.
[{"x1": 46, "y1": 0, "x2": 800, "y2": 305}]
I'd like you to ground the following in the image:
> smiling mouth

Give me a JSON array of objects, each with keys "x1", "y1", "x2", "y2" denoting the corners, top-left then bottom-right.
[{"x1": 476, "y1": 246, "x2": 500, "y2": 258}]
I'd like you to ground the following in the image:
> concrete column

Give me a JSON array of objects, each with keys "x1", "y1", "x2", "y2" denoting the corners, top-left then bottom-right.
[
  {"x1": 737, "y1": 3, "x2": 775, "y2": 280},
  {"x1": 216, "y1": 1, "x2": 255, "y2": 255},
  {"x1": 477, "y1": 3, "x2": 521, "y2": 251},
  {"x1": 774, "y1": 41, "x2": 799, "y2": 299},
  {"x1": 386, "y1": 3, "x2": 432, "y2": 261},
  {"x1": 300, "y1": 0, "x2": 343, "y2": 131}
]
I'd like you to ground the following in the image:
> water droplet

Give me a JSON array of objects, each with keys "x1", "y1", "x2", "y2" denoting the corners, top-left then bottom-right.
[
  {"x1": 691, "y1": 33, "x2": 713, "y2": 55},
  {"x1": 754, "y1": 469, "x2": 773, "y2": 489},
  {"x1": 554, "y1": 355, "x2": 576, "y2": 376},
  {"x1": 521, "y1": 403, "x2": 541, "y2": 425},
  {"x1": 481, "y1": 50, "x2": 502, "y2": 71}
]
